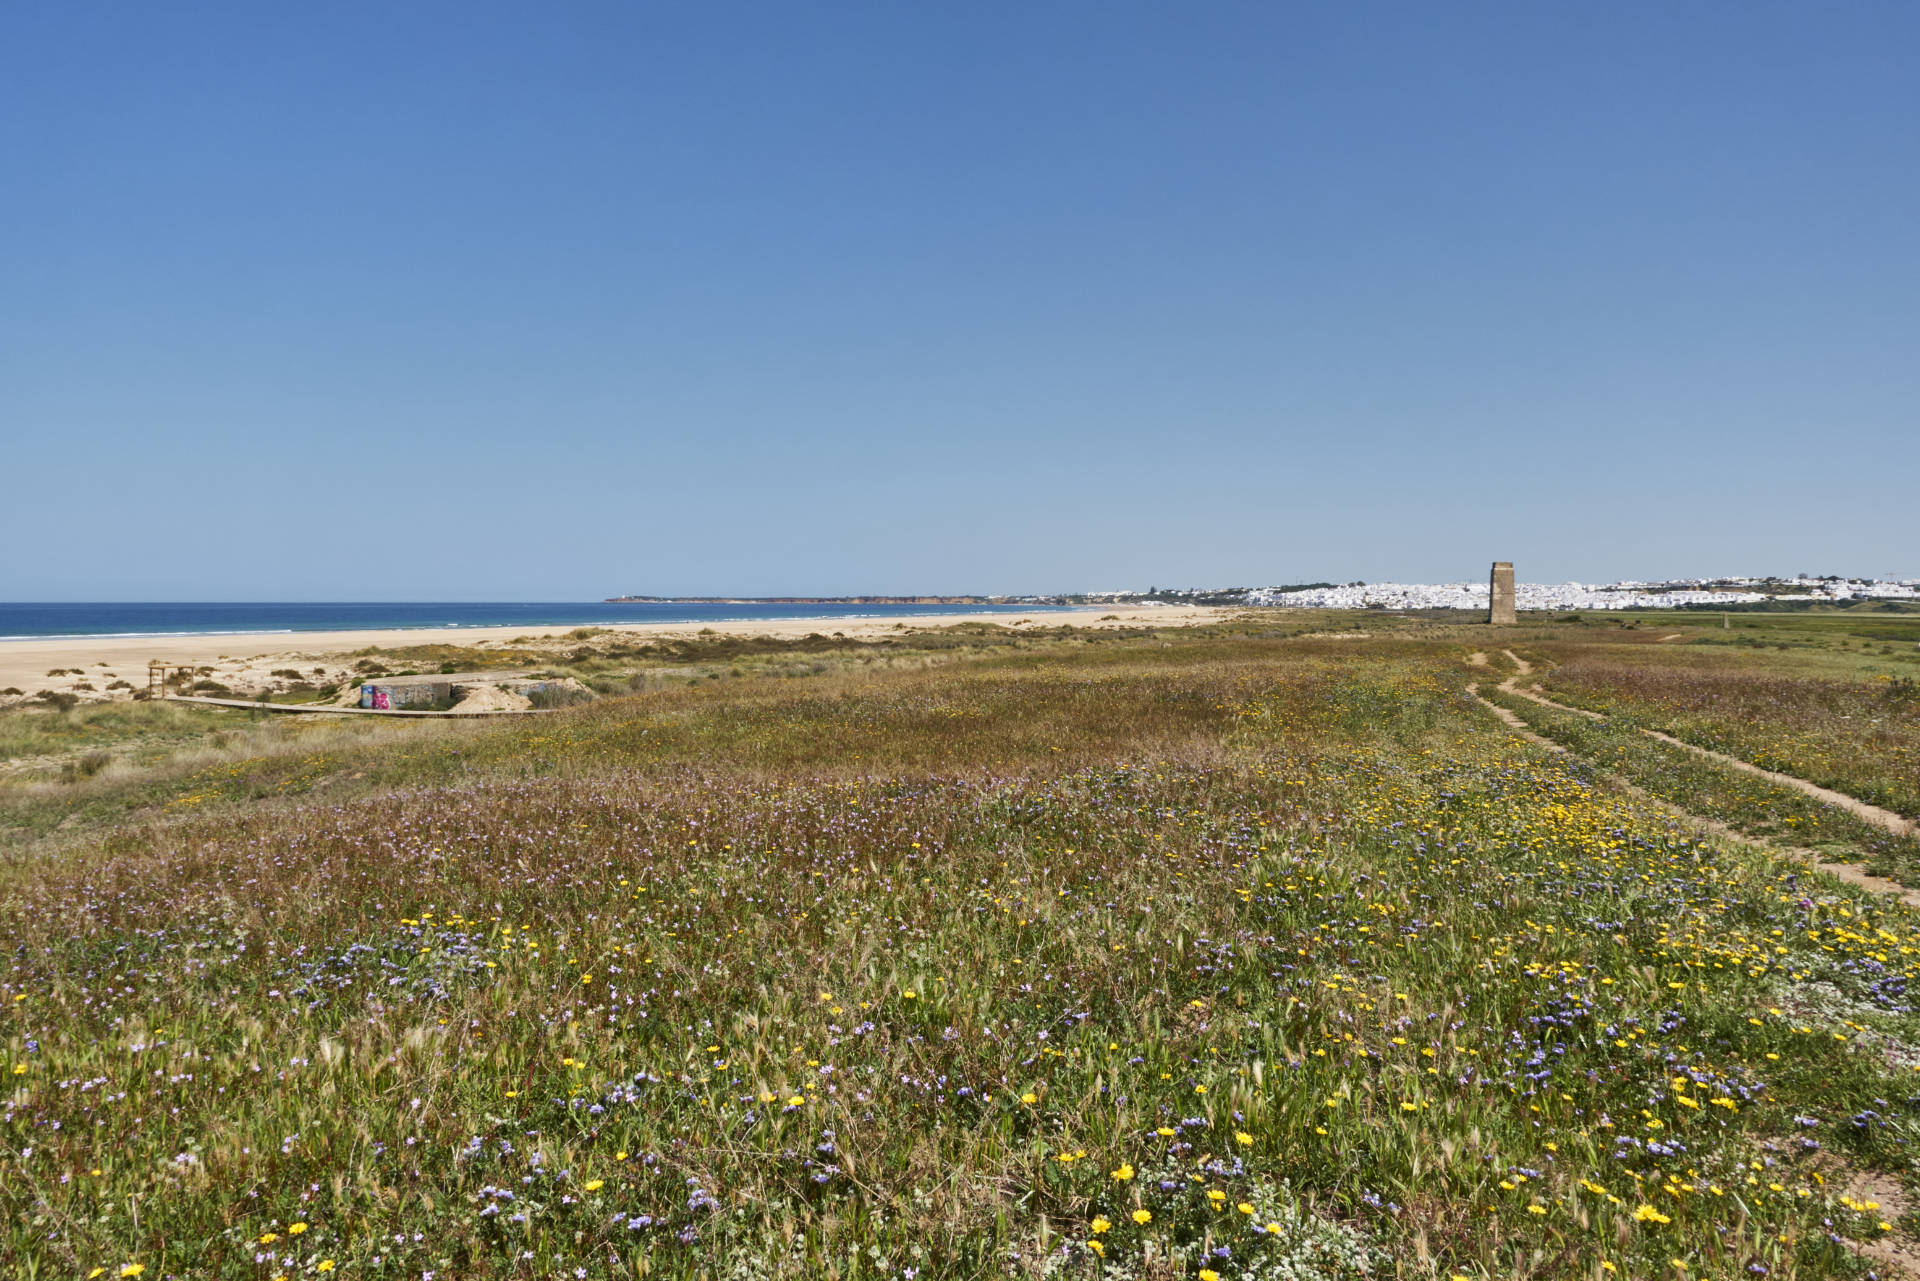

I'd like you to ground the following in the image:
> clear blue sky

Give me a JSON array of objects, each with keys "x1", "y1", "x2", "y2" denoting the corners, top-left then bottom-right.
[{"x1": 3, "y1": 2, "x2": 1915, "y2": 599}]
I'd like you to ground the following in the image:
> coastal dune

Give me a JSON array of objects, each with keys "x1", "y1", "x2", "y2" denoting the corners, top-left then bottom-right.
[{"x1": 0, "y1": 605, "x2": 1222, "y2": 702}]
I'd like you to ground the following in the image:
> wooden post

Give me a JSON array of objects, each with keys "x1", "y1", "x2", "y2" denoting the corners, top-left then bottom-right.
[{"x1": 150, "y1": 661, "x2": 190, "y2": 699}]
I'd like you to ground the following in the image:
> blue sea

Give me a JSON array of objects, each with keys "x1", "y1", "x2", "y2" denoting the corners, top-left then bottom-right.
[{"x1": 0, "y1": 601, "x2": 1077, "y2": 641}]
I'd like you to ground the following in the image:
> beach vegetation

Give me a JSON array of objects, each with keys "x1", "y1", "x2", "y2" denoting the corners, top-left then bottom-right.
[
  {"x1": 526, "y1": 684, "x2": 595, "y2": 710},
  {"x1": 57, "y1": 749, "x2": 113, "y2": 782}
]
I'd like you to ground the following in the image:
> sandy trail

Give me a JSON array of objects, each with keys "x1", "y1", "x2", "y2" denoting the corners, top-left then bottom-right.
[
  {"x1": 1471, "y1": 652, "x2": 1920, "y2": 908},
  {"x1": 1848, "y1": 1171, "x2": 1920, "y2": 1277},
  {"x1": 1466, "y1": 680, "x2": 1564, "y2": 753},
  {"x1": 1497, "y1": 651, "x2": 1603, "y2": 720},
  {"x1": 1501, "y1": 651, "x2": 1915, "y2": 839},
  {"x1": 1639, "y1": 726, "x2": 1917, "y2": 836},
  {"x1": 1468, "y1": 675, "x2": 1920, "y2": 908}
]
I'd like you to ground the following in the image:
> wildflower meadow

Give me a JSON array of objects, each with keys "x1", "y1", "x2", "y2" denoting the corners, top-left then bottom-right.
[{"x1": 5, "y1": 618, "x2": 1920, "y2": 1278}]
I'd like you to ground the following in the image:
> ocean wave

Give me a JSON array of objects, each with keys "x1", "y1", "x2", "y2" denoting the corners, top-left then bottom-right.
[
  {"x1": 0, "y1": 603, "x2": 1080, "y2": 641},
  {"x1": 0, "y1": 629, "x2": 300, "y2": 642}
]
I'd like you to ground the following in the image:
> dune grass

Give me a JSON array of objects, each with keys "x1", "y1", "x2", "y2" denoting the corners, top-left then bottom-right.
[{"x1": 0, "y1": 699, "x2": 242, "y2": 766}]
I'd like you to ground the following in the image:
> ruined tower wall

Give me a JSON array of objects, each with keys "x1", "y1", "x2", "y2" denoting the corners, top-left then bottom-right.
[{"x1": 1489, "y1": 562, "x2": 1516, "y2": 625}]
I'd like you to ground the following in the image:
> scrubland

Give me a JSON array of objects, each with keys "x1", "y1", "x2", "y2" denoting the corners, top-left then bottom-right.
[{"x1": 4, "y1": 615, "x2": 1920, "y2": 1280}]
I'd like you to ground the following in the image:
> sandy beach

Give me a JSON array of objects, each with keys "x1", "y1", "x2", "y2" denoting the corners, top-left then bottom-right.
[{"x1": 0, "y1": 604, "x2": 1226, "y2": 702}]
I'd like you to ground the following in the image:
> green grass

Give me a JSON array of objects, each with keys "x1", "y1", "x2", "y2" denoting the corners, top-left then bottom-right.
[
  {"x1": 0, "y1": 699, "x2": 243, "y2": 765},
  {"x1": 1529, "y1": 654, "x2": 1920, "y2": 821},
  {"x1": 1480, "y1": 682, "x2": 1920, "y2": 879},
  {"x1": 5, "y1": 629, "x2": 1920, "y2": 1278}
]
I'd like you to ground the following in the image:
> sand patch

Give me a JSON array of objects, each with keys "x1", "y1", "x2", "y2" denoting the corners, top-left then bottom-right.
[{"x1": 452, "y1": 684, "x2": 534, "y2": 713}]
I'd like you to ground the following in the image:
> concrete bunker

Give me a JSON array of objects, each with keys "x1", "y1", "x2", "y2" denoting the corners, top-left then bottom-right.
[{"x1": 358, "y1": 671, "x2": 567, "y2": 711}]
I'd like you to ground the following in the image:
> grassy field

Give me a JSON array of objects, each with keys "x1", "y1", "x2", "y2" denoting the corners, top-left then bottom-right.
[
  {"x1": 1479, "y1": 677, "x2": 1920, "y2": 880},
  {"x1": 1531, "y1": 639, "x2": 1920, "y2": 821},
  {"x1": 5, "y1": 616, "x2": 1920, "y2": 1279}
]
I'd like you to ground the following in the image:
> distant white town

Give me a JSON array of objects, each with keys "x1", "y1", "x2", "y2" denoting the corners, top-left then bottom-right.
[{"x1": 1081, "y1": 576, "x2": 1920, "y2": 612}]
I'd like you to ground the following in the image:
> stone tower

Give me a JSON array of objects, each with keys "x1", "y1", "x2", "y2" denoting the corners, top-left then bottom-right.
[{"x1": 1489, "y1": 562, "x2": 1516, "y2": 625}]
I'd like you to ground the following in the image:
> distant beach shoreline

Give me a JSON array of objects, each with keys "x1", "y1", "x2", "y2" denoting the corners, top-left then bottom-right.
[
  {"x1": 0, "y1": 604, "x2": 1223, "y2": 701},
  {"x1": 0, "y1": 600, "x2": 1078, "y2": 642}
]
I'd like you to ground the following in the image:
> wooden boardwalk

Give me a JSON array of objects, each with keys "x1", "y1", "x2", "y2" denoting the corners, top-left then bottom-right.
[{"x1": 163, "y1": 695, "x2": 543, "y2": 718}]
